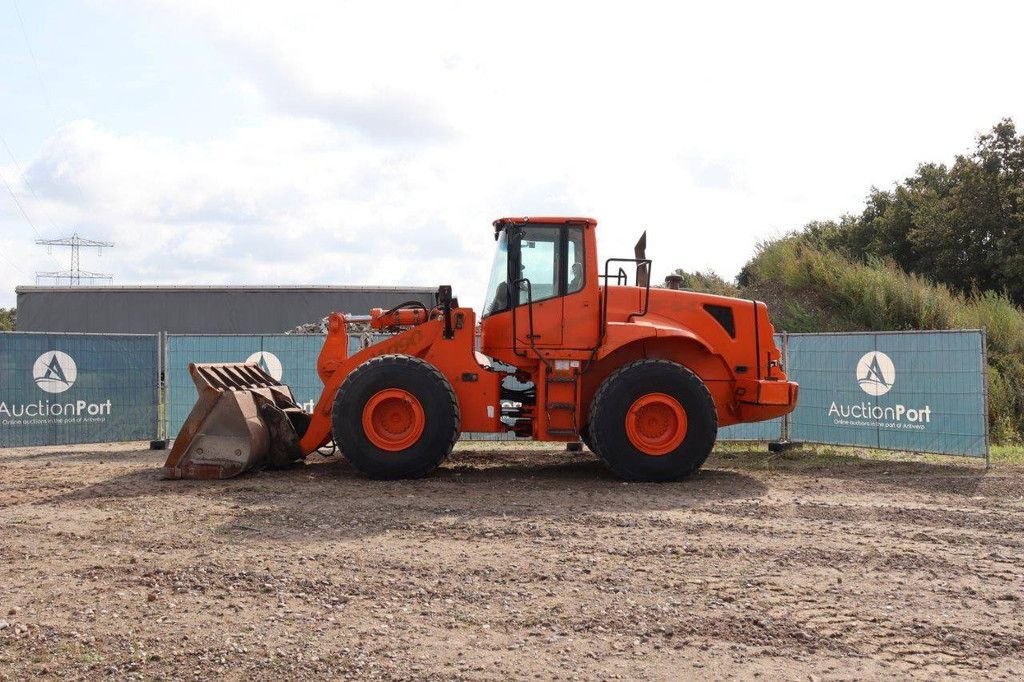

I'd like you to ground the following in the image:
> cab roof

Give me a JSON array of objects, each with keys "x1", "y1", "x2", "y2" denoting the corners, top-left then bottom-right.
[{"x1": 492, "y1": 216, "x2": 597, "y2": 238}]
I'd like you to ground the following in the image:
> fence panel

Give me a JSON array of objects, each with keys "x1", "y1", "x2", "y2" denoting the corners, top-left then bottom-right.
[
  {"x1": 0, "y1": 332, "x2": 158, "y2": 446},
  {"x1": 787, "y1": 330, "x2": 987, "y2": 457},
  {"x1": 164, "y1": 330, "x2": 988, "y2": 457}
]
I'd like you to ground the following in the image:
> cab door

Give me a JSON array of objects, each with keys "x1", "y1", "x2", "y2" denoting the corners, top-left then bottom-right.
[
  {"x1": 559, "y1": 225, "x2": 600, "y2": 350},
  {"x1": 512, "y1": 226, "x2": 564, "y2": 348}
]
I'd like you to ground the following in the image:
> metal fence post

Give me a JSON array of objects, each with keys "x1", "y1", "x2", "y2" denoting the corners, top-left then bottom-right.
[
  {"x1": 155, "y1": 332, "x2": 162, "y2": 441},
  {"x1": 982, "y1": 328, "x2": 990, "y2": 470},
  {"x1": 159, "y1": 331, "x2": 169, "y2": 443},
  {"x1": 781, "y1": 331, "x2": 791, "y2": 443}
]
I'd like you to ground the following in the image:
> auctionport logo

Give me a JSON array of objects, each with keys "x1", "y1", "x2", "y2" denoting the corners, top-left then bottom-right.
[
  {"x1": 828, "y1": 349, "x2": 931, "y2": 430},
  {"x1": 856, "y1": 351, "x2": 895, "y2": 396},
  {"x1": 0, "y1": 350, "x2": 112, "y2": 427},
  {"x1": 33, "y1": 351, "x2": 77, "y2": 394},
  {"x1": 246, "y1": 351, "x2": 283, "y2": 381}
]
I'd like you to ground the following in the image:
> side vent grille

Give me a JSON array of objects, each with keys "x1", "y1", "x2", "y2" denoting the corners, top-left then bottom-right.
[{"x1": 703, "y1": 304, "x2": 736, "y2": 338}]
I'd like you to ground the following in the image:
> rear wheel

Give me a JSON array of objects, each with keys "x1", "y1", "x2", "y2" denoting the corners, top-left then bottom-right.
[
  {"x1": 332, "y1": 355, "x2": 459, "y2": 479},
  {"x1": 589, "y1": 359, "x2": 717, "y2": 481}
]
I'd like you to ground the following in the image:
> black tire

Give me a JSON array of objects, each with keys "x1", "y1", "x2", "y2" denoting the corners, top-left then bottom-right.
[
  {"x1": 589, "y1": 359, "x2": 717, "y2": 481},
  {"x1": 580, "y1": 425, "x2": 598, "y2": 455},
  {"x1": 332, "y1": 355, "x2": 459, "y2": 479}
]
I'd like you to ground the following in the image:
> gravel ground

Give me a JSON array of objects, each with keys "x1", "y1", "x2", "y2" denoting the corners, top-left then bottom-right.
[{"x1": 0, "y1": 441, "x2": 1022, "y2": 680}]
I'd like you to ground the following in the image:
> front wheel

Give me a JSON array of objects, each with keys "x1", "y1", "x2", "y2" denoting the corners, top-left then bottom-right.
[
  {"x1": 589, "y1": 359, "x2": 717, "y2": 481},
  {"x1": 332, "y1": 355, "x2": 459, "y2": 479}
]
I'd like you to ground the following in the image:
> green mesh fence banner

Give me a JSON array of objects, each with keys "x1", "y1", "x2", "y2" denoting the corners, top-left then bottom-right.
[
  {"x1": 0, "y1": 332, "x2": 159, "y2": 446},
  {"x1": 786, "y1": 331, "x2": 987, "y2": 457}
]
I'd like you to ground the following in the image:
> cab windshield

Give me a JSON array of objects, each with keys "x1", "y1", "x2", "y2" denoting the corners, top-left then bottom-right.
[
  {"x1": 482, "y1": 225, "x2": 585, "y2": 318},
  {"x1": 482, "y1": 230, "x2": 510, "y2": 317}
]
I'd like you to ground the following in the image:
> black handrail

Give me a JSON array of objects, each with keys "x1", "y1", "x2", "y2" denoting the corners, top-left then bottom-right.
[
  {"x1": 510, "y1": 277, "x2": 540, "y2": 359},
  {"x1": 599, "y1": 257, "x2": 653, "y2": 340},
  {"x1": 598, "y1": 267, "x2": 628, "y2": 286}
]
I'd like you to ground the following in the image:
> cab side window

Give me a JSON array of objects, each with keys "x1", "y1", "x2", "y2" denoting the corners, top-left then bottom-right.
[
  {"x1": 517, "y1": 227, "x2": 561, "y2": 303},
  {"x1": 511, "y1": 225, "x2": 586, "y2": 306},
  {"x1": 566, "y1": 227, "x2": 585, "y2": 295}
]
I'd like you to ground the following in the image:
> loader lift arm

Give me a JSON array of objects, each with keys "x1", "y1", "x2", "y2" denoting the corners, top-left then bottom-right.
[{"x1": 164, "y1": 285, "x2": 505, "y2": 479}]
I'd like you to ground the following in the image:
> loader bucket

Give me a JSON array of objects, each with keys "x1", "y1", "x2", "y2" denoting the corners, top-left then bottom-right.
[{"x1": 162, "y1": 363, "x2": 311, "y2": 480}]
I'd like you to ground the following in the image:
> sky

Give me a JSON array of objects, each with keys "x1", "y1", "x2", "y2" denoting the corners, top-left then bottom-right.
[{"x1": 2, "y1": 0, "x2": 1024, "y2": 310}]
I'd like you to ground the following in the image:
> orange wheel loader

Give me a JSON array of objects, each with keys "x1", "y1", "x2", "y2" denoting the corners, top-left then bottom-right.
[{"x1": 163, "y1": 217, "x2": 798, "y2": 482}]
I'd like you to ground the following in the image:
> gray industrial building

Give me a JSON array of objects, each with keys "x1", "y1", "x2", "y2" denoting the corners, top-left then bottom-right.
[{"x1": 15, "y1": 285, "x2": 437, "y2": 334}]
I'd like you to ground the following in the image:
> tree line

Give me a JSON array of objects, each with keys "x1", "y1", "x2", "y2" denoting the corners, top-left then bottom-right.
[{"x1": 768, "y1": 119, "x2": 1024, "y2": 304}]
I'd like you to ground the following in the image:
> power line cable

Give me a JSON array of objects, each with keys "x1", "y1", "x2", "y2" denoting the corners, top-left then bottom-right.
[
  {"x1": 4, "y1": 0, "x2": 83, "y2": 268},
  {"x1": 4, "y1": 1, "x2": 66, "y2": 269},
  {"x1": 12, "y1": 0, "x2": 59, "y2": 128},
  {"x1": 0, "y1": 167, "x2": 42, "y2": 239},
  {"x1": 0, "y1": 199, "x2": 31, "y2": 276},
  {"x1": 0, "y1": 131, "x2": 57, "y2": 236},
  {"x1": 4, "y1": 1, "x2": 84, "y2": 283},
  {"x1": 0, "y1": 246, "x2": 30, "y2": 276},
  {"x1": 0, "y1": 153, "x2": 63, "y2": 276},
  {"x1": 0, "y1": 132, "x2": 64, "y2": 270}
]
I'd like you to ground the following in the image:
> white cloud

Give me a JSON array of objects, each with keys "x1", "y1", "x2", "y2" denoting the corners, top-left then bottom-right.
[
  {"x1": 3, "y1": 117, "x2": 492, "y2": 303},
  {"x1": 2, "y1": 0, "x2": 1024, "y2": 311}
]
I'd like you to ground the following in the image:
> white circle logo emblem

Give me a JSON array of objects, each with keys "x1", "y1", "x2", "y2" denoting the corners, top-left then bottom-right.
[
  {"x1": 246, "y1": 351, "x2": 283, "y2": 381},
  {"x1": 856, "y1": 351, "x2": 895, "y2": 396},
  {"x1": 33, "y1": 351, "x2": 78, "y2": 394}
]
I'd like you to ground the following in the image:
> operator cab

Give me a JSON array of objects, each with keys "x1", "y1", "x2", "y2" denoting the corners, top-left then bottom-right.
[
  {"x1": 483, "y1": 217, "x2": 593, "y2": 317},
  {"x1": 480, "y1": 217, "x2": 601, "y2": 359}
]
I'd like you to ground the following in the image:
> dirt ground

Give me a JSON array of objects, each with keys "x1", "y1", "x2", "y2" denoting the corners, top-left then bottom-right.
[{"x1": 0, "y1": 441, "x2": 1022, "y2": 680}]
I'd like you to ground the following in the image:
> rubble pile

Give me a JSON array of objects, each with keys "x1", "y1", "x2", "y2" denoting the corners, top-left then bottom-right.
[
  {"x1": 286, "y1": 317, "x2": 329, "y2": 335},
  {"x1": 285, "y1": 317, "x2": 373, "y2": 335}
]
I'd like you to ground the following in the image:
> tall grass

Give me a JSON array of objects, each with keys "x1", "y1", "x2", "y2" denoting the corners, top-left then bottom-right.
[{"x1": 742, "y1": 237, "x2": 1024, "y2": 442}]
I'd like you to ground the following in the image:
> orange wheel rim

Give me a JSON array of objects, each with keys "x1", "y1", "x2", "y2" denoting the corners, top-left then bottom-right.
[
  {"x1": 362, "y1": 389, "x2": 426, "y2": 451},
  {"x1": 625, "y1": 392, "x2": 687, "y2": 456}
]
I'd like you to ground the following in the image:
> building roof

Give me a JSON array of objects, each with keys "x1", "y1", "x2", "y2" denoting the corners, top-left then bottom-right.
[
  {"x1": 15, "y1": 284, "x2": 435, "y2": 293},
  {"x1": 15, "y1": 284, "x2": 438, "y2": 334}
]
